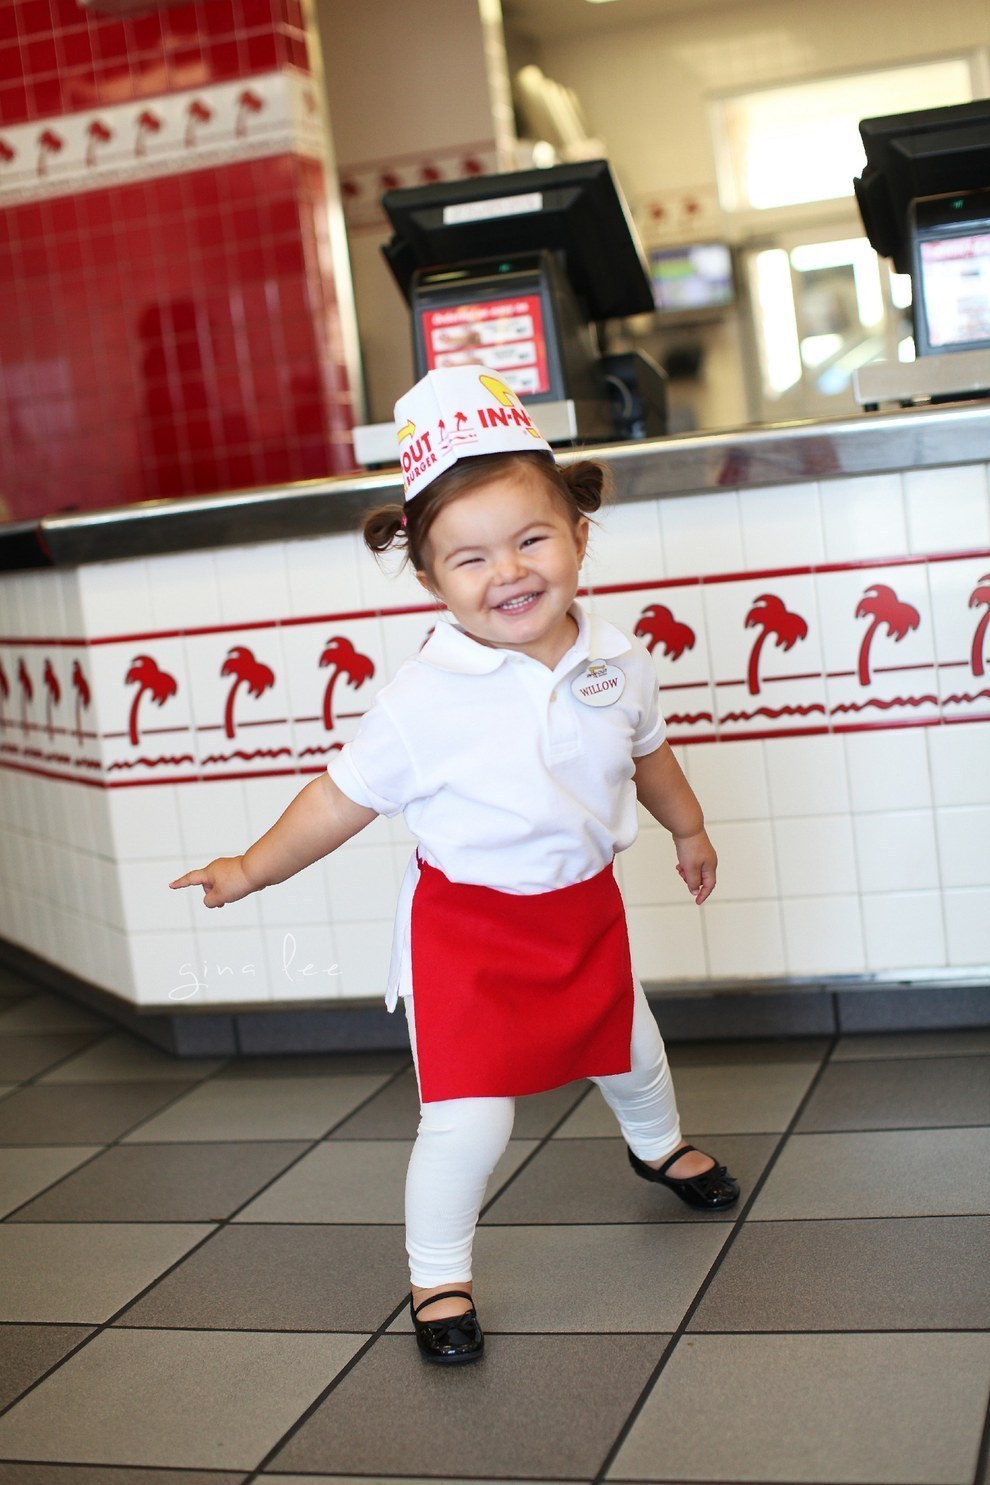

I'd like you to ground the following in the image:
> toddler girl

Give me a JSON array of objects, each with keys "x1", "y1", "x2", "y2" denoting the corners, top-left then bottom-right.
[{"x1": 171, "y1": 365, "x2": 739, "y2": 1367}]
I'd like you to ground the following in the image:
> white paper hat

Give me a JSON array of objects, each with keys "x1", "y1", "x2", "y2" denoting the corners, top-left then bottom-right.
[{"x1": 394, "y1": 364, "x2": 553, "y2": 502}]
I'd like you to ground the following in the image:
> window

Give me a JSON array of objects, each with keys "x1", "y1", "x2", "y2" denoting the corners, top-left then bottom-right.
[{"x1": 713, "y1": 59, "x2": 975, "y2": 213}]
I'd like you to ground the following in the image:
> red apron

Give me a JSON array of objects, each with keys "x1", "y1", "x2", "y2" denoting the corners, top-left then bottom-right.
[{"x1": 409, "y1": 857, "x2": 634, "y2": 1103}]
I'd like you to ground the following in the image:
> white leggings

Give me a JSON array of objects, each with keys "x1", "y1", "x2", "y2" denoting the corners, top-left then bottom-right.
[{"x1": 403, "y1": 980, "x2": 682, "y2": 1287}]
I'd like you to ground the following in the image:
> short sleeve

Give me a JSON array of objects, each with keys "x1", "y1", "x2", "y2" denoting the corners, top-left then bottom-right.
[
  {"x1": 629, "y1": 639, "x2": 667, "y2": 758},
  {"x1": 326, "y1": 699, "x2": 413, "y2": 818}
]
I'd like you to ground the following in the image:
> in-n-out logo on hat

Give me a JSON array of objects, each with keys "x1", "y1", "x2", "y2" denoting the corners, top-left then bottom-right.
[{"x1": 394, "y1": 364, "x2": 553, "y2": 501}]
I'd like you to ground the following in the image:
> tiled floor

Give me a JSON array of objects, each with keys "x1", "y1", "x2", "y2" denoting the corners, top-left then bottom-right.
[{"x1": 0, "y1": 965, "x2": 989, "y2": 1484}]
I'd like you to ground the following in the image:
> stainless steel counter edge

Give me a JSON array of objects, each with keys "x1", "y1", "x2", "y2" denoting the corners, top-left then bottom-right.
[{"x1": 3, "y1": 399, "x2": 989, "y2": 570}]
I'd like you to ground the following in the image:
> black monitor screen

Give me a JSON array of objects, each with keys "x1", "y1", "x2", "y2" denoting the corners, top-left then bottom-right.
[
  {"x1": 854, "y1": 99, "x2": 990, "y2": 275},
  {"x1": 381, "y1": 160, "x2": 655, "y2": 323}
]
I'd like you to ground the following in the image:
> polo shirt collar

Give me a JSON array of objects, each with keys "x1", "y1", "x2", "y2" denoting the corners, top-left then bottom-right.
[{"x1": 418, "y1": 601, "x2": 633, "y2": 676}]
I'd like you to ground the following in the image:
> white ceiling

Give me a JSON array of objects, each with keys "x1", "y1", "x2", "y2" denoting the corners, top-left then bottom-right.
[{"x1": 501, "y1": 0, "x2": 754, "y2": 45}]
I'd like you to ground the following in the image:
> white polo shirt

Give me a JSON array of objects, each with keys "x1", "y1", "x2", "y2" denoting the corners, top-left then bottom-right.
[
  {"x1": 327, "y1": 602, "x2": 665, "y2": 1007},
  {"x1": 329, "y1": 600, "x2": 665, "y2": 888}
]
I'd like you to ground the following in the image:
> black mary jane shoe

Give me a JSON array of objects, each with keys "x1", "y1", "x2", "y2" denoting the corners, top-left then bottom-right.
[
  {"x1": 410, "y1": 1290, "x2": 485, "y2": 1366},
  {"x1": 628, "y1": 1143, "x2": 740, "y2": 1210}
]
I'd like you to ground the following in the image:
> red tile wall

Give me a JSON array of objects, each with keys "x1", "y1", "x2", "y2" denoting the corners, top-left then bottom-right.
[
  {"x1": 0, "y1": 1, "x2": 358, "y2": 523},
  {"x1": 0, "y1": 0, "x2": 310, "y2": 127}
]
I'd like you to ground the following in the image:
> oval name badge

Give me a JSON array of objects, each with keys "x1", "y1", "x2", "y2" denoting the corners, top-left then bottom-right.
[{"x1": 571, "y1": 658, "x2": 625, "y2": 707}]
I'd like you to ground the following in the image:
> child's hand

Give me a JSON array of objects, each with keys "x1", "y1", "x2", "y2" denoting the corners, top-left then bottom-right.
[
  {"x1": 673, "y1": 829, "x2": 717, "y2": 905},
  {"x1": 169, "y1": 857, "x2": 254, "y2": 908}
]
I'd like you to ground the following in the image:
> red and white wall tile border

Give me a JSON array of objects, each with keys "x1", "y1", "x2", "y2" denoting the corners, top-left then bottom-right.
[
  {"x1": 1, "y1": 547, "x2": 988, "y2": 792},
  {"x1": 0, "y1": 67, "x2": 326, "y2": 202},
  {"x1": 338, "y1": 139, "x2": 501, "y2": 234}
]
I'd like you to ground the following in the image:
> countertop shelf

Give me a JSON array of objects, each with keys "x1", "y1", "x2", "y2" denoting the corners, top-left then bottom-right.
[{"x1": 3, "y1": 398, "x2": 989, "y2": 570}]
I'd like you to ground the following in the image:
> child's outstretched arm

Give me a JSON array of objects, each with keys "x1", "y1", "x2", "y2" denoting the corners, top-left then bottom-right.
[
  {"x1": 632, "y1": 741, "x2": 717, "y2": 905},
  {"x1": 169, "y1": 774, "x2": 378, "y2": 908}
]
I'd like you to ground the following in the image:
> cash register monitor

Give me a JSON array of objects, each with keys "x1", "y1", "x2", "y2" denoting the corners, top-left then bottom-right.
[
  {"x1": 380, "y1": 161, "x2": 664, "y2": 437},
  {"x1": 381, "y1": 159, "x2": 655, "y2": 325},
  {"x1": 854, "y1": 100, "x2": 990, "y2": 356}
]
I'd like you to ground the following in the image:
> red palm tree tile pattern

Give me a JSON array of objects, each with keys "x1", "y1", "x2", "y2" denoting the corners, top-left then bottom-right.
[{"x1": 0, "y1": 548, "x2": 988, "y2": 790}]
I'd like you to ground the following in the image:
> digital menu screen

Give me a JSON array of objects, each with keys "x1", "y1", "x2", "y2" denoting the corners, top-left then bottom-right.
[
  {"x1": 649, "y1": 243, "x2": 734, "y2": 314},
  {"x1": 919, "y1": 231, "x2": 990, "y2": 348},
  {"x1": 419, "y1": 295, "x2": 550, "y2": 396}
]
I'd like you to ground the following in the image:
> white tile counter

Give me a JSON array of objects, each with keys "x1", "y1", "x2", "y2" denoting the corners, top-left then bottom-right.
[{"x1": 1, "y1": 402, "x2": 988, "y2": 1045}]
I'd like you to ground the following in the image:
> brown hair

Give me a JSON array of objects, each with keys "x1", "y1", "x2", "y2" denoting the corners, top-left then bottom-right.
[{"x1": 362, "y1": 451, "x2": 612, "y2": 575}]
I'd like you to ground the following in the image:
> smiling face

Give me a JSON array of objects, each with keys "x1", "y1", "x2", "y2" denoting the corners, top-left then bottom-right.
[{"x1": 417, "y1": 463, "x2": 589, "y2": 669}]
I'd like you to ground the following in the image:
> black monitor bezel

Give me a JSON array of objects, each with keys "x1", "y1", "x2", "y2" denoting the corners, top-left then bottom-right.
[
  {"x1": 854, "y1": 99, "x2": 990, "y2": 275},
  {"x1": 380, "y1": 160, "x2": 655, "y2": 324}
]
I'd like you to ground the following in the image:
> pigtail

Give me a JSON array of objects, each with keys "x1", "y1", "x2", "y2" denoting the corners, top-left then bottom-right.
[
  {"x1": 561, "y1": 459, "x2": 612, "y2": 515},
  {"x1": 362, "y1": 504, "x2": 408, "y2": 559}
]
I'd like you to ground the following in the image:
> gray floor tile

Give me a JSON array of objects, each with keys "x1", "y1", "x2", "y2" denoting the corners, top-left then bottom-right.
[
  {"x1": 689, "y1": 1216, "x2": 990, "y2": 1332},
  {"x1": 0, "y1": 993, "x2": 107, "y2": 1035},
  {"x1": 323, "y1": 1065, "x2": 424, "y2": 1139},
  {"x1": 271, "y1": 1332, "x2": 663, "y2": 1479},
  {"x1": 0, "y1": 1082, "x2": 189, "y2": 1144},
  {"x1": 388, "y1": 1223, "x2": 730, "y2": 1334},
  {"x1": 483, "y1": 1135, "x2": 774, "y2": 1226},
  {"x1": 0, "y1": 1468, "x2": 249, "y2": 1485},
  {"x1": 0, "y1": 1223, "x2": 213, "y2": 1323},
  {"x1": 0, "y1": 1033, "x2": 107, "y2": 1083},
  {"x1": 832, "y1": 1030, "x2": 990, "y2": 1060},
  {"x1": 9, "y1": 1142, "x2": 310, "y2": 1222},
  {"x1": 556, "y1": 1063, "x2": 819, "y2": 1138},
  {"x1": 0, "y1": 1325, "x2": 94, "y2": 1411},
  {"x1": 667, "y1": 1037, "x2": 831, "y2": 1067},
  {"x1": 234, "y1": 1138, "x2": 537, "y2": 1224},
  {"x1": 119, "y1": 1224, "x2": 409, "y2": 1332},
  {"x1": 214, "y1": 1051, "x2": 409, "y2": 1079},
  {"x1": 329, "y1": 1065, "x2": 589, "y2": 1140},
  {"x1": 751, "y1": 1128, "x2": 990, "y2": 1220},
  {"x1": 264, "y1": 1479, "x2": 545, "y2": 1485},
  {"x1": 0, "y1": 1005, "x2": 985, "y2": 1484},
  {"x1": 0, "y1": 1327, "x2": 361, "y2": 1470},
  {"x1": 608, "y1": 1332, "x2": 990, "y2": 1483},
  {"x1": 0, "y1": 1145, "x2": 102, "y2": 1218},
  {"x1": 796, "y1": 1056, "x2": 990, "y2": 1130},
  {"x1": 38, "y1": 1031, "x2": 225, "y2": 1083},
  {"x1": 121, "y1": 1073, "x2": 392, "y2": 1142}
]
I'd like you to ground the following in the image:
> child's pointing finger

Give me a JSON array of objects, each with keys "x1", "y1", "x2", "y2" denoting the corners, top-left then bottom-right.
[{"x1": 169, "y1": 867, "x2": 225, "y2": 907}]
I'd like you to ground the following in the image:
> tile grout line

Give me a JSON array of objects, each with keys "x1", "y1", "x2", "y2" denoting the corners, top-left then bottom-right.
[
  {"x1": 589, "y1": 1033, "x2": 843, "y2": 1485},
  {"x1": 478, "y1": 1081, "x2": 599, "y2": 1219},
  {"x1": 596, "y1": 1473, "x2": 949, "y2": 1485},
  {"x1": 2, "y1": 1025, "x2": 124, "y2": 1089},
  {"x1": 972, "y1": 1385, "x2": 990, "y2": 1485},
  {"x1": 6, "y1": 1208, "x2": 990, "y2": 1228},
  {"x1": 239, "y1": 1295, "x2": 414, "y2": 1483},
  {"x1": 2, "y1": 995, "x2": 987, "y2": 1476},
  {"x1": 214, "y1": 1081, "x2": 600, "y2": 1481},
  {"x1": 0, "y1": 1038, "x2": 238, "y2": 1222},
  {"x1": 0, "y1": 1047, "x2": 415, "y2": 1424}
]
